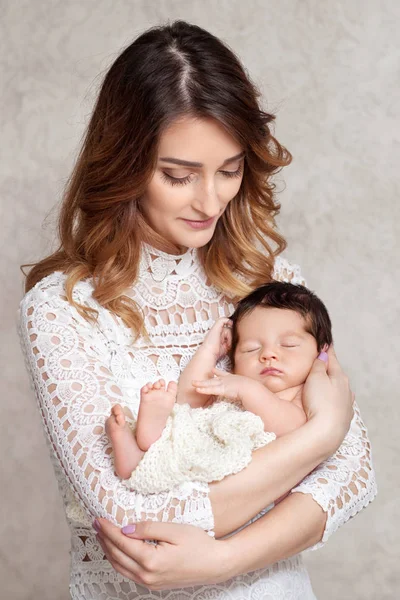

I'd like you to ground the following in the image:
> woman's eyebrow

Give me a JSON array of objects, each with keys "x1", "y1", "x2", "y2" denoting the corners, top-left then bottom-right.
[{"x1": 158, "y1": 151, "x2": 245, "y2": 168}]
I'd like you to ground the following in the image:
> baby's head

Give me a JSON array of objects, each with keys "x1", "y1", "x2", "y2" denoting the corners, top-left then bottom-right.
[{"x1": 229, "y1": 282, "x2": 332, "y2": 393}]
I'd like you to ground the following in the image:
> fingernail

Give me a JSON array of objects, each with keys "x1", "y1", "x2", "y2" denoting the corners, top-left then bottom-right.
[
  {"x1": 122, "y1": 523, "x2": 136, "y2": 535},
  {"x1": 317, "y1": 351, "x2": 328, "y2": 363},
  {"x1": 93, "y1": 519, "x2": 101, "y2": 533}
]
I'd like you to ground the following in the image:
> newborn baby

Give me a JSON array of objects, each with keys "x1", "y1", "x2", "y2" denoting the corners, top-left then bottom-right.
[{"x1": 106, "y1": 281, "x2": 332, "y2": 494}]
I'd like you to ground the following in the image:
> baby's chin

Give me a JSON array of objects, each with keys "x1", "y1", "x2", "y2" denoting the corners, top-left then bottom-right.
[{"x1": 262, "y1": 376, "x2": 301, "y2": 394}]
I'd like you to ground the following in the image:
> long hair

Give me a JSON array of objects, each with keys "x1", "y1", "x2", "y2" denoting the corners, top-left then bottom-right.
[{"x1": 22, "y1": 20, "x2": 291, "y2": 340}]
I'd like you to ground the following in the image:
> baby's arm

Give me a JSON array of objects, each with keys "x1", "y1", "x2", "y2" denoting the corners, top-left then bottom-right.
[
  {"x1": 176, "y1": 317, "x2": 232, "y2": 408},
  {"x1": 193, "y1": 369, "x2": 306, "y2": 436}
]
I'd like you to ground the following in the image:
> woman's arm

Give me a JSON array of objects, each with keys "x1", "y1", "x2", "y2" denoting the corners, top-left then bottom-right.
[
  {"x1": 208, "y1": 347, "x2": 354, "y2": 537},
  {"x1": 290, "y1": 399, "x2": 377, "y2": 548},
  {"x1": 95, "y1": 350, "x2": 373, "y2": 589},
  {"x1": 95, "y1": 491, "x2": 327, "y2": 589},
  {"x1": 98, "y1": 398, "x2": 375, "y2": 588},
  {"x1": 17, "y1": 279, "x2": 214, "y2": 531},
  {"x1": 17, "y1": 275, "x2": 351, "y2": 540}
]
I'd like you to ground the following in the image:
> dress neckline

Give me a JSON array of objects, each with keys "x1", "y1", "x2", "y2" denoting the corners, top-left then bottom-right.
[
  {"x1": 141, "y1": 242, "x2": 195, "y2": 260},
  {"x1": 140, "y1": 243, "x2": 199, "y2": 282}
]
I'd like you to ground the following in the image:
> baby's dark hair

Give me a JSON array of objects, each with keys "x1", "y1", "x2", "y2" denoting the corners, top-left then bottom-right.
[{"x1": 229, "y1": 281, "x2": 332, "y2": 365}]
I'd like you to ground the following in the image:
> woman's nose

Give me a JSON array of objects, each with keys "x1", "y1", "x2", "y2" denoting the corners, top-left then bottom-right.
[{"x1": 192, "y1": 181, "x2": 220, "y2": 218}]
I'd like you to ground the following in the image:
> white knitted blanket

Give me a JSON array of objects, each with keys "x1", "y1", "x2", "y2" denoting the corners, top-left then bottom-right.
[{"x1": 124, "y1": 400, "x2": 276, "y2": 494}]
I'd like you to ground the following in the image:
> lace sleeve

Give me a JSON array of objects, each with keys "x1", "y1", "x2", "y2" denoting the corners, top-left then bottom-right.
[
  {"x1": 18, "y1": 277, "x2": 214, "y2": 532},
  {"x1": 274, "y1": 256, "x2": 377, "y2": 548},
  {"x1": 292, "y1": 402, "x2": 377, "y2": 549}
]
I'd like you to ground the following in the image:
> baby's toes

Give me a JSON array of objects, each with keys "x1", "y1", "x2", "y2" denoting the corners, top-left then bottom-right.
[
  {"x1": 166, "y1": 380, "x2": 178, "y2": 397},
  {"x1": 111, "y1": 404, "x2": 125, "y2": 426},
  {"x1": 154, "y1": 379, "x2": 166, "y2": 390},
  {"x1": 111, "y1": 404, "x2": 122, "y2": 417}
]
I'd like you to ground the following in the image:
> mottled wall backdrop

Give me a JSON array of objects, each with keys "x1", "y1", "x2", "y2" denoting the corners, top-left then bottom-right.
[{"x1": 1, "y1": 1, "x2": 398, "y2": 599}]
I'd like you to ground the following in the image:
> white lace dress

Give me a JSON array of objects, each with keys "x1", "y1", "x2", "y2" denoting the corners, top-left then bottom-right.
[{"x1": 18, "y1": 244, "x2": 377, "y2": 600}]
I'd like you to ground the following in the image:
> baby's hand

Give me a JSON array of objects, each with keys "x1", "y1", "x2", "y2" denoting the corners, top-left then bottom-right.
[
  {"x1": 192, "y1": 368, "x2": 249, "y2": 402},
  {"x1": 202, "y1": 318, "x2": 233, "y2": 360}
]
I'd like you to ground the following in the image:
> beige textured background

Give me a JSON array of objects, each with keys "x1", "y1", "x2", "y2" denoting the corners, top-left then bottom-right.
[{"x1": 1, "y1": 1, "x2": 399, "y2": 599}]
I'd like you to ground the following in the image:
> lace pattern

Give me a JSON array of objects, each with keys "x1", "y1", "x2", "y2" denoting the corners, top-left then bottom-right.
[{"x1": 18, "y1": 246, "x2": 376, "y2": 599}]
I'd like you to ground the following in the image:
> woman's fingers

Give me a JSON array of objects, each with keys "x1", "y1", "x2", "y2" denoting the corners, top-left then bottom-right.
[
  {"x1": 121, "y1": 520, "x2": 197, "y2": 544},
  {"x1": 97, "y1": 530, "x2": 141, "y2": 569},
  {"x1": 302, "y1": 343, "x2": 354, "y2": 448},
  {"x1": 96, "y1": 519, "x2": 224, "y2": 589},
  {"x1": 325, "y1": 345, "x2": 344, "y2": 378},
  {"x1": 96, "y1": 533, "x2": 141, "y2": 580},
  {"x1": 98, "y1": 518, "x2": 193, "y2": 551},
  {"x1": 97, "y1": 519, "x2": 154, "y2": 564}
]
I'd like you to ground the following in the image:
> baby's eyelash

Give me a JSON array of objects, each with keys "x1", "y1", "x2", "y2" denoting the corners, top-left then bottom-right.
[{"x1": 161, "y1": 166, "x2": 243, "y2": 187}]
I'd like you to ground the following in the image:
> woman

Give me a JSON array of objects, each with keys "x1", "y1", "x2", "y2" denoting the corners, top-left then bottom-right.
[{"x1": 19, "y1": 20, "x2": 376, "y2": 599}]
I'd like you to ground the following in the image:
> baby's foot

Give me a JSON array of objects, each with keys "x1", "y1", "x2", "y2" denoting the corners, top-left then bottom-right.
[
  {"x1": 136, "y1": 379, "x2": 177, "y2": 450},
  {"x1": 105, "y1": 404, "x2": 144, "y2": 479},
  {"x1": 105, "y1": 404, "x2": 128, "y2": 439}
]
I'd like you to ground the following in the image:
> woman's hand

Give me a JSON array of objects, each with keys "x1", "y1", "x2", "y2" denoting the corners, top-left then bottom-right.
[
  {"x1": 303, "y1": 346, "x2": 354, "y2": 450},
  {"x1": 95, "y1": 519, "x2": 233, "y2": 590}
]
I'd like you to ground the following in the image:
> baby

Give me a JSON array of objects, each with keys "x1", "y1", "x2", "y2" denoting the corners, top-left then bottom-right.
[{"x1": 106, "y1": 281, "x2": 332, "y2": 494}]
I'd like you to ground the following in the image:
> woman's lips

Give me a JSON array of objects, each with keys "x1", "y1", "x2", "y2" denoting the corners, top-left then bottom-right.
[
  {"x1": 181, "y1": 217, "x2": 215, "y2": 230},
  {"x1": 260, "y1": 367, "x2": 283, "y2": 376}
]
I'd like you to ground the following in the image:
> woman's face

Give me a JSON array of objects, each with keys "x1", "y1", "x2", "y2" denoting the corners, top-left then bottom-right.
[{"x1": 141, "y1": 116, "x2": 245, "y2": 253}]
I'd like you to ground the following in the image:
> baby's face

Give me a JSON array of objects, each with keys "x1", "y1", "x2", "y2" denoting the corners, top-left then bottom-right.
[{"x1": 233, "y1": 306, "x2": 319, "y2": 393}]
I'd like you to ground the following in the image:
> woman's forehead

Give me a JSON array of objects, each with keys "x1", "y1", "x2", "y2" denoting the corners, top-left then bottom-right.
[{"x1": 157, "y1": 116, "x2": 243, "y2": 160}]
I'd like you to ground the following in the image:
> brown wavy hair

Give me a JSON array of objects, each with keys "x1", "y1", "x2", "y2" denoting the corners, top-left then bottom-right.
[{"x1": 22, "y1": 20, "x2": 291, "y2": 340}]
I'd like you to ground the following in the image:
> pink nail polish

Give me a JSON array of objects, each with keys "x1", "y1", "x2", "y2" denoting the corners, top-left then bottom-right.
[
  {"x1": 93, "y1": 519, "x2": 101, "y2": 533},
  {"x1": 122, "y1": 523, "x2": 136, "y2": 535},
  {"x1": 317, "y1": 351, "x2": 328, "y2": 363}
]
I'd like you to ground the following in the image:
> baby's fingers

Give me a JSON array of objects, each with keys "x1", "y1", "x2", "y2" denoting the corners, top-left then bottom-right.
[
  {"x1": 213, "y1": 317, "x2": 232, "y2": 332},
  {"x1": 212, "y1": 368, "x2": 229, "y2": 377},
  {"x1": 192, "y1": 378, "x2": 222, "y2": 388}
]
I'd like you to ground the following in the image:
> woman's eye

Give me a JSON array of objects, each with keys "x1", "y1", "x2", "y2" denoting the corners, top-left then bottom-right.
[
  {"x1": 220, "y1": 166, "x2": 243, "y2": 179},
  {"x1": 161, "y1": 166, "x2": 243, "y2": 186},
  {"x1": 161, "y1": 172, "x2": 192, "y2": 186}
]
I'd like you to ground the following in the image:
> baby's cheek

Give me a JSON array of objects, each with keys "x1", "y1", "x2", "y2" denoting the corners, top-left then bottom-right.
[{"x1": 288, "y1": 359, "x2": 312, "y2": 385}]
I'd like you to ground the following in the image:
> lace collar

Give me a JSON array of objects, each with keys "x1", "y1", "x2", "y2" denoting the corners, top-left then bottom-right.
[{"x1": 140, "y1": 243, "x2": 199, "y2": 282}]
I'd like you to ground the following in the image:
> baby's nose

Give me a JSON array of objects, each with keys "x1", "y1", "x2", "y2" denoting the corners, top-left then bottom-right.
[{"x1": 260, "y1": 347, "x2": 278, "y2": 361}]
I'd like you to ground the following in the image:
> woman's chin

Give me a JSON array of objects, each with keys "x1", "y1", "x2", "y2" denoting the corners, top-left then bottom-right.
[{"x1": 175, "y1": 230, "x2": 215, "y2": 250}]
